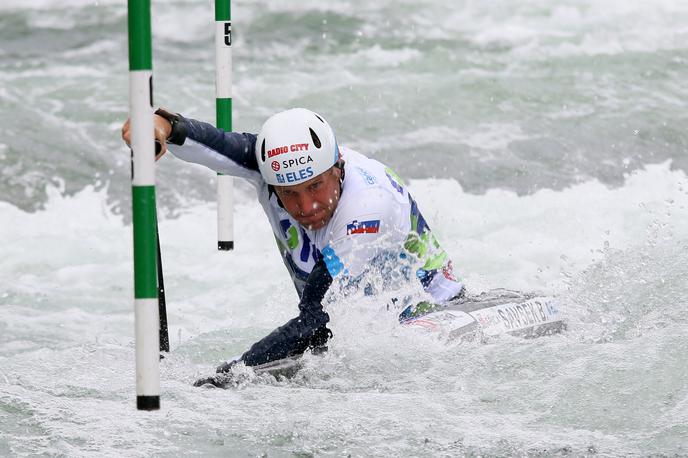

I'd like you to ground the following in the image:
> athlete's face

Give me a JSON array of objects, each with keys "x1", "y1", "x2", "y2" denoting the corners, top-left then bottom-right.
[{"x1": 274, "y1": 165, "x2": 342, "y2": 230}]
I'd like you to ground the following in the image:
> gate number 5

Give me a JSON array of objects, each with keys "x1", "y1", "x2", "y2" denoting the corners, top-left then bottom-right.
[{"x1": 224, "y1": 22, "x2": 232, "y2": 46}]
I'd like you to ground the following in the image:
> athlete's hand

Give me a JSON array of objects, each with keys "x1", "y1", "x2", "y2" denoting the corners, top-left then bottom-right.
[
  {"x1": 215, "y1": 357, "x2": 242, "y2": 373},
  {"x1": 120, "y1": 114, "x2": 172, "y2": 161},
  {"x1": 191, "y1": 357, "x2": 243, "y2": 388}
]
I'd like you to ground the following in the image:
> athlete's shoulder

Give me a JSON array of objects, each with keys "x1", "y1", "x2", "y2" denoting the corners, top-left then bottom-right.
[
  {"x1": 340, "y1": 147, "x2": 406, "y2": 199},
  {"x1": 340, "y1": 147, "x2": 383, "y2": 184},
  {"x1": 314, "y1": 155, "x2": 410, "y2": 247}
]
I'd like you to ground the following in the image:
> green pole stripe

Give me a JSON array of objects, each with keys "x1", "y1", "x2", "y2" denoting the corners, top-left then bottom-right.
[
  {"x1": 127, "y1": 0, "x2": 152, "y2": 70},
  {"x1": 215, "y1": 0, "x2": 231, "y2": 20},
  {"x1": 216, "y1": 98, "x2": 232, "y2": 131},
  {"x1": 132, "y1": 186, "x2": 158, "y2": 298}
]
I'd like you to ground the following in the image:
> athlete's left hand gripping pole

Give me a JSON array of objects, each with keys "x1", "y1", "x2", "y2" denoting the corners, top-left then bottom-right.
[
  {"x1": 216, "y1": 0, "x2": 234, "y2": 251},
  {"x1": 128, "y1": 0, "x2": 160, "y2": 411}
]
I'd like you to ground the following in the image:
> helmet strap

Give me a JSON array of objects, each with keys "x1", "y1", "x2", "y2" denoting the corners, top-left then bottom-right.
[
  {"x1": 268, "y1": 185, "x2": 285, "y2": 209},
  {"x1": 335, "y1": 159, "x2": 346, "y2": 187}
]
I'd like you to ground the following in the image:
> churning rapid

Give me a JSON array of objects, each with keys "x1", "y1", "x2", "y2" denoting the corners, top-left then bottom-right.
[{"x1": 1, "y1": 0, "x2": 687, "y2": 456}]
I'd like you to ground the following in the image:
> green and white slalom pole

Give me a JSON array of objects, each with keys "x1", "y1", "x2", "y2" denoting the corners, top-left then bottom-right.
[
  {"x1": 215, "y1": 0, "x2": 234, "y2": 251},
  {"x1": 128, "y1": 0, "x2": 160, "y2": 411}
]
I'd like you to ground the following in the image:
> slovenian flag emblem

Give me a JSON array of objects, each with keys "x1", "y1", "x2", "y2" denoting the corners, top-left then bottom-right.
[{"x1": 346, "y1": 219, "x2": 381, "y2": 235}]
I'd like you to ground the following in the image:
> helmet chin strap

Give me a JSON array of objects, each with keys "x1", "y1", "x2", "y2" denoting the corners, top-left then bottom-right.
[
  {"x1": 267, "y1": 185, "x2": 284, "y2": 209},
  {"x1": 335, "y1": 159, "x2": 346, "y2": 189}
]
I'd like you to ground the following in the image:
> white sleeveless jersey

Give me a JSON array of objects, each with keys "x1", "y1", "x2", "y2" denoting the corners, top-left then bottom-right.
[{"x1": 170, "y1": 139, "x2": 463, "y2": 304}]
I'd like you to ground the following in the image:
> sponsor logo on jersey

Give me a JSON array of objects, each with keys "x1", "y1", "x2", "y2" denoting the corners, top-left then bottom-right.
[
  {"x1": 355, "y1": 167, "x2": 377, "y2": 185},
  {"x1": 275, "y1": 166, "x2": 314, "y2": 184},
  {"x1": 271, "y1": 161, "x2": 280, "y2": 171},
  {"x1": 267, "y1": 143, "x2": 310, "y2": 158},
  {"x1": 346, "y1": 219, "x2": 381, "y2": 235}
]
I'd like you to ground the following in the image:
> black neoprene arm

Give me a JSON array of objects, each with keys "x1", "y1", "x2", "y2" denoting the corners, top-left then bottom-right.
[
  {"x1": 238, "y1": 256, "x2": 334, "y2": 367},
  {"x1": 166, "y1": 113, "x2": 259, "y2": 171}
]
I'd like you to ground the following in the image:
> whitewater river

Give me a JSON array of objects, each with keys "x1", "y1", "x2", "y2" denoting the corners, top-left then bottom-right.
[{"x1": 1, "y1": 0, "x2": 687, "y2": 456}]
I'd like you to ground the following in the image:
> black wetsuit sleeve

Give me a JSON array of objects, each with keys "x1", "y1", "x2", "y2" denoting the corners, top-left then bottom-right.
[
  {"x1": 240, "y1": 256, "x2": 333, "y2": 367},
  {"x1": 169, "y1": 114, "x2": 259, "y2": 172}
]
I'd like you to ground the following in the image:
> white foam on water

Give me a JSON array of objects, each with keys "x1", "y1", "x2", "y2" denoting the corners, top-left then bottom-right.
[
  {"x1": 0, "y1": 0, "x2": 120, "y2": 11},
  {"x1": 410, "y1": 161, "x2": 688, "y2": 292},
  {"x1": 346, "y1": 45, "x2": 422, "y2": 68},
  {"x1": 443, "y1": 0, "x2": 688, "y2": 58},
  {"x1": 1, "y1": 0, "x2": 685, "y2": 453},
  {"x1": 366, "y1": 123, "x2": 535, "y2": 162},
  {"x1": 1, "y1": 162, "x2": 687, "y2": 455}
]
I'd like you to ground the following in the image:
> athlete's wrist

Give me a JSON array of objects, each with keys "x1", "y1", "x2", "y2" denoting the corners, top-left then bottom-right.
[{"x1": 154, "y1": 107, "x2": 188, "y2": 145}]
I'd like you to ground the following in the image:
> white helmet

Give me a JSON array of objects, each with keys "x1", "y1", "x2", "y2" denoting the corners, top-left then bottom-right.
[{"x1": 256, "y1": 108, "x2": 340, "y2": 186}]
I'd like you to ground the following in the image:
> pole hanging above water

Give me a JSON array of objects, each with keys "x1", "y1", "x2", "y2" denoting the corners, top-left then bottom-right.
[
  {"x1": 215, "y1": 0, "x2": 234, "y2": 251},
  {"x1": 127, "y1": 0, "x2": 160, "y2": 411}
]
